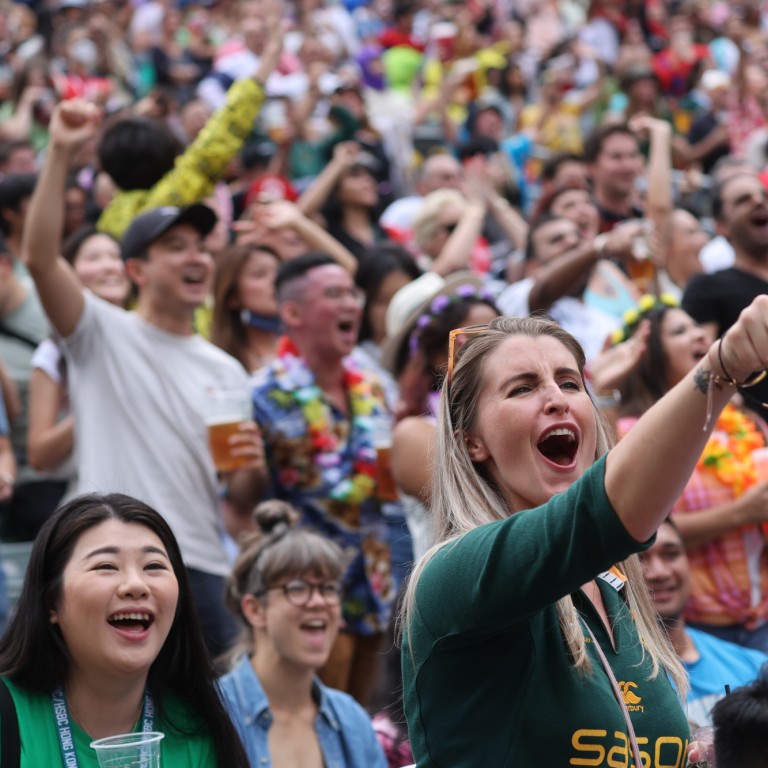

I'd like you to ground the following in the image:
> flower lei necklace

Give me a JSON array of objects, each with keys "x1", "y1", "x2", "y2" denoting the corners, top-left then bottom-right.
[
  {"x1": 697, "y1": 403, "x2": 766, "y2": 497},
  {"x1": 272, "y1": 337, "x2": 378, "y2": 504}
]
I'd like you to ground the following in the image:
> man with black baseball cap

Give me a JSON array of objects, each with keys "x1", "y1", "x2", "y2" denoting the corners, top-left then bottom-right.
[{"x1": 22, "y1": 100, "x2": 267, "y2": 656}]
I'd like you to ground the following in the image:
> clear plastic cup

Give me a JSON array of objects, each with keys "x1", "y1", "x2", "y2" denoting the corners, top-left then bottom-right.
[
  {"x1": 90, "y1": 731, "x2": 164, "y2": 768},
  {"x1": 202, "y1": 387, "x2": 252, "y2": 473},
  {"x1": 689, "y1": 725, "x2": 715, "y2": 767}
]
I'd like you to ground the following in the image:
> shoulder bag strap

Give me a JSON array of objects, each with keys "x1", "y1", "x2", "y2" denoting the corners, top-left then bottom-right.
[
  {"x1": 0, "y1": 320, "x2": 39, "y2": 350},
  {"x1": 583, "y1": 621, "x2": 644, "y2": 768},
  {"x1": 0, "y1": 678, "x2": 21, "y2": 768}
]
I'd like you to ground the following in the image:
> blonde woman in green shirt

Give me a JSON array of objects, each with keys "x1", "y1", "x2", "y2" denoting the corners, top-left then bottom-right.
[{"x1": 400, "y1": 300, "x2": 768, "y2": 767}]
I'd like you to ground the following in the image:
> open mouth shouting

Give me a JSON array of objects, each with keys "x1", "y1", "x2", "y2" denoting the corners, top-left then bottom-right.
[
  {"x1": 181, "y1": 271, "x2": 208, "y2": 288},
  {"x1": 748, "y1": 206, "x2": 768, "y2": 238},
  {"x1": 336, "y1": 317, "x2": 359, "y2": 347},
  {"x1": 299, "y1": 617, "x2": 334, "y2": 652},
  {"x1": 301, "y1": 618, "x2": 327, "y2": 634},
  {"x1": 108, "y1": 610, "x2": 155, "y2": 637},
  {"x1": 537, "y1": 426, "x2": 580, "y2": 468}
]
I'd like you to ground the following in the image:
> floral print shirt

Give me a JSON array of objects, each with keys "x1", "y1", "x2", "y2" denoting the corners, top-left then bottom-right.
[{"x1": 252, "y1": 340, "x2": 395, "y2": 635}]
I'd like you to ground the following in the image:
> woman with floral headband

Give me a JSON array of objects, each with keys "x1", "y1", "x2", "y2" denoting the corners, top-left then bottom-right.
[
  {"x1": 614, "y1": 295, "x2": 768, "y2": 652},
  {"x1": 381, "y1": 272, "x2": 498, "y2": 560},
  {"x1": 615, "y1": 295, "x2": 768, "y2": 654}
]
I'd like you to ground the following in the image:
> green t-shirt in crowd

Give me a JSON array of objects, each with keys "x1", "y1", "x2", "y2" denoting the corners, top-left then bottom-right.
[
  {"x1": 402, "y1": 455, "x2": 691, "y2": 767},
  {"x1": 1, "y1": 679, "x2": 216, "y2": 767}
]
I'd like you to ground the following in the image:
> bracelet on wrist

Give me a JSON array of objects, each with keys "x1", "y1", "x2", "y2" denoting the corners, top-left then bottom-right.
[{"x1": 718, "y1": 335, "x2": 767, "y2": 388}]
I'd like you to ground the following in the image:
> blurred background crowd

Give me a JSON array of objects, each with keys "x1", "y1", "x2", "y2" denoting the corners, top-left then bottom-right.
[{"x1": 3, "y1": 0, "x2": 768, "y2": 764}]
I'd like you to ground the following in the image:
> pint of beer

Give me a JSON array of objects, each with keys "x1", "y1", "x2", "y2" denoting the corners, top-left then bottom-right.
[
  {"x1": 376, "y1": 444, "x2": 399, "y2": 502},
  {"x1": 373, "y1": 413, "x2": 399, "y2": 503},
  {"x1": 628, "y1": 220, "x2": 656, "y2": 293},
  {"x1": 203, "y1": 387, "x2": 252, "y2": 473}
]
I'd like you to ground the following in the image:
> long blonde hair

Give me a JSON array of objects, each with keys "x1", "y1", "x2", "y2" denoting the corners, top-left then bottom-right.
[{"x1": 399, "y1": 316, "x2": 688, "y2": 696}]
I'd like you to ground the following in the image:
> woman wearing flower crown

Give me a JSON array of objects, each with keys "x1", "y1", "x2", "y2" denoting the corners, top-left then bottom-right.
[
  {"x1": 615, "y1": 295, "x2": 768, "y2": 653},
  {"x1": 381, "y1": 272, "x2": 499, "y2": 560}
]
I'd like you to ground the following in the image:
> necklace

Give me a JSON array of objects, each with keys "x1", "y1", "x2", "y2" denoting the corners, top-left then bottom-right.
[{"x1": 272, "y1": 337, "x2": 378, "y2": 504}]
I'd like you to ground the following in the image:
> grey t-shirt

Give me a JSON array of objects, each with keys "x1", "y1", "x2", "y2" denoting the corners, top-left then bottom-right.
[
  {"x1": 0, "y1": 286, "x2": 49, "y2": 475},
  {"x1": 61, "y1": 292, "x2": 249, "y2": 575}
]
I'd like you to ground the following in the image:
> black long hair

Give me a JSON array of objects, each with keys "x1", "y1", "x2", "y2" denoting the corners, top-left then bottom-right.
[
  {"x1": 356, "y1": 242, "x2": 422, "y2": 343},
  {"x1": 0, "y1": 493, "x2": 249, "y2": 768},
  {"x1": 618, "y1": 305, "x2": 674, "y2": 417}
]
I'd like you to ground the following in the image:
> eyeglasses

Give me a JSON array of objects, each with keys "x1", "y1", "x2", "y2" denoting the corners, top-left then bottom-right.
[
  {"x1": 255, "y1": 579, "x2": 343, "y2": 607},
  {"x1": 447, "y1": 324, "x2": 491, "y2": 385},
  {"x1": 322, "y1": 285, "x2": 365, "y2": 305}
]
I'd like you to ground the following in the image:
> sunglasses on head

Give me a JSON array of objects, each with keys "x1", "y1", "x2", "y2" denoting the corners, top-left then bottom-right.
[{"x1": 447, "y1": 324, "x2": 492, "y2": 385}]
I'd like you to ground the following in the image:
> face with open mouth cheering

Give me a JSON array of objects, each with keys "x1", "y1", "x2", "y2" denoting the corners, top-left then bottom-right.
[
  {"x1": 293, "y1": 264, "x2": 363, "y2": 360},
  {"x1": 244, "y1": 570, "x2": 342, "y2": 672},
  {"x1": 464, "y1": 334, "x2": 597, "y2": 512},
  {"x1": 50, "y1": 519, "x2": 179, "y2": 681},
  {"x1": 129, "y1": 223, "x2": 214, "y2": 313},
  {"x1": 719, "y1": 173, "x2": 768, "y2": 258}
]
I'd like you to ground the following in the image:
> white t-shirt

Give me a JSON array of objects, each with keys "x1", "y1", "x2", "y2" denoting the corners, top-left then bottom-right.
[
  {"x1": 699, "y1": 235, "x2": 735, "y2": 273},
  {"x1": 496, "y1": 278, "x2": 618, "y2": 363},
  {"x1": 60, "y1": 293, "x2": 249, "y2": 575}
]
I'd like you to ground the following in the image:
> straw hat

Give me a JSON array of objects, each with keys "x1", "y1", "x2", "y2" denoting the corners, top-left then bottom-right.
[{"x1": 381, "y1": 271, "x2": 486, "y2": 375}]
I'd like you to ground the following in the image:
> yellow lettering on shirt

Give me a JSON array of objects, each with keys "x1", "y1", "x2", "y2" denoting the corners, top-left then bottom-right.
[
  {"x1": 570, "y1": 732, "x2": 685, "y2": 767},
  {"x1": 654, "y1": 736, "x2": 687, "y2": 768},
  {"x1": 606, "y1": 731, "x2": 629, "y2": 768},
  {"x1": 571, "y1": 729, "x2": 607, "y2": 765}
]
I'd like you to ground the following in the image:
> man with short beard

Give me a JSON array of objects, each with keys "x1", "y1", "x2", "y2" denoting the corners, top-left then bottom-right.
[
  {"x1": 584, "y1": 124, "x2": 644, "y2": 233},
  {"x1": 683, "y1": 173, "x2": 768, "y2": 410}
]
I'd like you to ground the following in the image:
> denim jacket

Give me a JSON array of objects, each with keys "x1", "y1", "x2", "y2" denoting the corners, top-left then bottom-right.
[{"x1": 220, "y1": 656, "x2": 388, "y2": 768}]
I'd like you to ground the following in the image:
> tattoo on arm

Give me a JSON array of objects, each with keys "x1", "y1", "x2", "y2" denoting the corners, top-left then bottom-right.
[{"x1": 693, "y1": 366, "x2": 710, "y2": 395}]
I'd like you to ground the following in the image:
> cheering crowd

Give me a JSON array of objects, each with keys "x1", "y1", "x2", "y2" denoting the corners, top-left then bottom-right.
[{"x1": 3, "y1": 0, "x2": 768, "y2": 766}]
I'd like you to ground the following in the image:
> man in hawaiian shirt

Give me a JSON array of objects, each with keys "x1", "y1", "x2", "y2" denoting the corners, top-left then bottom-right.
[{"x1": 252, "y1": 252, "x2": 395, "y2": 707}]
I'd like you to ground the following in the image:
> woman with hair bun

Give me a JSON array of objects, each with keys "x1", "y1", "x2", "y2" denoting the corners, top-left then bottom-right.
[{"x1": 219, "y1": 499, "x2": 387, "y2": 768}]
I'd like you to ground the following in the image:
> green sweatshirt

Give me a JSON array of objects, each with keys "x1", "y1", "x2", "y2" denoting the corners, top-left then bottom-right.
[
  {"x1": 1, "y1": 679, "x2": 216, "y2": 766},
  {"x1": 402, "y1": 456, "x2": 691, "y2": 767}
]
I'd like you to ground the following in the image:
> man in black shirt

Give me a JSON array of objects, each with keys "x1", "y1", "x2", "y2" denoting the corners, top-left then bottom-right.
[{"x1": 683, "y1": 173, "x2": 768, "y2": 408}]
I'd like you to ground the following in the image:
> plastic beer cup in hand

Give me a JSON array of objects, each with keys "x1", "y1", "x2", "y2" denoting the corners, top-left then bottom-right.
[
  {"x1": 203, "y1": 387, "x2": 252, "y2": 473},
  {"x1": 628, "y1": 220, "x2": 656, "y2": 292},
  {"x1": 372, "y1": 413, "x2": 398, "y2": 503},
  {"x1": 90, "y1": 731, "x2": 164, "y2": 768}
]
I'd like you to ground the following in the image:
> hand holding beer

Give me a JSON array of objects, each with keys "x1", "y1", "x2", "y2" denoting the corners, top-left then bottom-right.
[{"x1": 204, "y1": 387, "x2": 263, "y2": 474}]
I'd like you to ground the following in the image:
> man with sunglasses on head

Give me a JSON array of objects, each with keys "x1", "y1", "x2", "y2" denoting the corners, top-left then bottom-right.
[{"x1": 250, "y1": 252, "x2": 398, "y2": 709}]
